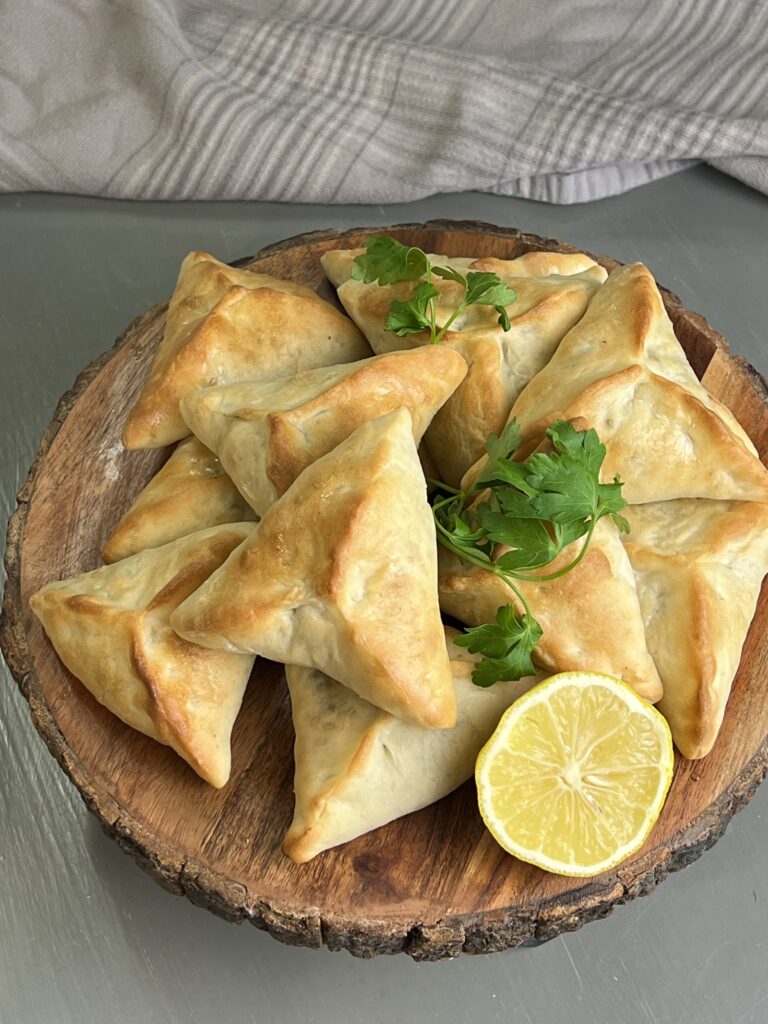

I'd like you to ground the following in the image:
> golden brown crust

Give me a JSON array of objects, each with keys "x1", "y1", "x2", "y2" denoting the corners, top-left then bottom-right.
[
  {"x1": 103, "y1": 437, "x2": 256, "y2": 562},
  {"x1": 320, "y1": 248, "x2": 363, "y2": 288},
  {"x1": 518, "y1": 368, "x2": 768, "y2": 504},
  {"x1": 320, "y1": 248, "x2": 605, "y2": 289},
  {"x1": 624, "y1": 500, "x2": 768, "y2": 758},
  {"x1": 171, "y1": 409, "x2": 456, "y2": 729},
  {"x1": 180, "y1": 347, "x2": 467, "y2": 516},
  {"x1": 283, "y1": 679, "x2": 388, "y2": 863},
  {"x1": 464, "y1": 264, "x2": 767, "y2": 499},
  {"x1": 422, "y1": 281, "x2": 602, "y2": 484},
  {"x1": 321, "y1": 249, "x2": 607, "y2": 486},
  {"x1": 438, "y1": 517, "x2": 663, "y2": 702},
  {"x1": 508, "y1": 263, "x2": 682, "y2": 429},
  {"x1": 123, "y1": 252, "x2": 371, "y2": 449},
  {"x1": 268, "y1": 346, "x2": 467, "y2": 494},
  {"x1": 29, "y1": 523, "x2": 258, "y2": 787},
  {"x1": 282, "y1": 632, "x2": 538, "y2": 863},
  {"x1": 467, "y1": 252, "x2": 605, "y2": 279},
  {"x1": 132, "y1": 252, "x2": 322, "y2": 404}
]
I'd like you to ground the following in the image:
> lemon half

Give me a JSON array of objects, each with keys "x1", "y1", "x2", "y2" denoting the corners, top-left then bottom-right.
[{"x1": 475, "y1": 671, "x2": 674, "y2": 877}]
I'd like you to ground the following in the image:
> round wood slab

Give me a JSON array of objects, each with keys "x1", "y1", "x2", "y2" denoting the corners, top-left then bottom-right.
[{"x1": 3, "y1": 222, "x2": 768, "y2": 961}]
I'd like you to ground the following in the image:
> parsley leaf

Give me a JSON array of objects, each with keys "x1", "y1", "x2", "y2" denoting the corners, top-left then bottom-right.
[
  {"x1": 611, "y1": 510, "x2": 631, "y2": 535},
  {"x1": 495, "y1": 482, "x2": 546, "y2": 513},
  {"x1": 431, "y1": 417, "x2": 629, "y2": 686},
  {"x1": 350, "y1": 236, "x2": 518, "y2": 344},
  {"x1": 432, "y1": 265, "x2": 466, "y2": 285},
  {"x1": 479, "y1": 514, "x2": 559, "y2": 570},
  {"x1": 475, "y1": 420, "x2": 522, "y2": 488},
  {"x1": 496, "y1": 306, "x2": 512, "y2": 331},
  {"x1": 463, "y1": 273, "x2": 517, "y2": 331},
  {"x1": 464, "y1": 272, "x2": 518, "y2": 308},
  {"x1": 351, "y1": 236, "x2": 429, "y2": 286},
  {"x1": 554, "y1": 517, "x2": 593, "y2": 550},
  {"x1": 527, "y1": 422, "x2": 628, "y2": 530},
  {"x1": 453, "y1": 607, "x2": 542, "y2": 685},
  {"x1": 385, "y1": 282, "x2": 439, "y2": 336}
]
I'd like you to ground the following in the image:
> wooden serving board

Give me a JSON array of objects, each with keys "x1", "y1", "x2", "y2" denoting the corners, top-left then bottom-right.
[{"x1": 3, "y1": 221, "x2": 768, "y2": 961}]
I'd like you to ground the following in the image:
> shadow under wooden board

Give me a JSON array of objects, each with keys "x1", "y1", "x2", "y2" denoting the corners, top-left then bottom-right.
[{"x1": 3, "y1": 221, "x2": 768, "y2": 961}]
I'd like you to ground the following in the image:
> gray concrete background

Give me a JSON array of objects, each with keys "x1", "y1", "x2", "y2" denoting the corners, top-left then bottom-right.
[{"x1": 1, "y1": 165, "x2": 767, "y2": 1024}]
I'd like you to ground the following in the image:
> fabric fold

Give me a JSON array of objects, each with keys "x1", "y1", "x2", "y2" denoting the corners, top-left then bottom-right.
[{"x1": 2, "y1": 1, "x2": 767, "y2": 203}]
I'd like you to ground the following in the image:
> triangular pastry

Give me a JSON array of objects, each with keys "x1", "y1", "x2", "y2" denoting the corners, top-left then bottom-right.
[
  {"x1": 124, "y1": 251, "x2": 370, "y2": 449},
  {"x1": 103, "y1": 437, "x2": 257, "y2": 562},
  {"x1": 321, "y1": 247, "x2": 602, "y2": 290},
  {"x1": 171, "y1": 409, "x2": 456, "y2": 729},
  {"x1": 467, "y1": 263, "x2": 768, "y2": 503},
  {"x1": 506, "y1": 262, "x2": 755, "y2": 450},
  {"x1": 623, "y1": 500, "x2": 768, "y2": 758},
  {"x1": 321, "y1": 248, "x2": 607, "y2": 486},
  {"x1": 283, "y1": 628, "x2": 539, "y2": 862},
  {"x1": 30, "y1": 523, "x2": 258, "y2": 787},
  {"x1": 157, "y1": 250, "x2": 323, "y2": 351},
  {"x1": 438, "y1": 516, "x2": 663, "y2": 702},
  {"x1": 179, "y1": 346, "x2": 467, "y2": 516}
]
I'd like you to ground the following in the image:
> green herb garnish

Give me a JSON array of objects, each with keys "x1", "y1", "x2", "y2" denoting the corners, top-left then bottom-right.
[
  {"x1": 351, "y1": 236, "x2": 517, "y2": 344},
  {"x1": 432, "y1": 420, "x2": 629, "y2": 686}
]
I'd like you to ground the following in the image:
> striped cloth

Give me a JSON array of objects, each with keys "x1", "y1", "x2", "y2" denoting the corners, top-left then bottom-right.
[{"x1": 2, "y1": 0, "x2": 767, "y2": 204}]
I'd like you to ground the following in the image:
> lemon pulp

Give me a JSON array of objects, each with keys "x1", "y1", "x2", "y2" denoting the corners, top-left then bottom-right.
[{"x1": 475, "y1": 671, "x2": 674, "y2": 877}]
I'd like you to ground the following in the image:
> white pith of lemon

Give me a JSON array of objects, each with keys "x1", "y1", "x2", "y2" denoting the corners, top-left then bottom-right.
[{"x1": 475, "y1": 671, "x2": 674, "y2": 877}]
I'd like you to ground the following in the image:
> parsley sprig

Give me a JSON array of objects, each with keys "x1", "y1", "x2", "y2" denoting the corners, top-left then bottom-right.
[
  {"x1": 350, "y1": 236, "x2": 518, "y2": 344},
  {"x1": 432, "y1": 420, "x2": 629, "y2": 686},
  {"x1": 348, "y1": 237, "x2": 628, "y2": 686}
]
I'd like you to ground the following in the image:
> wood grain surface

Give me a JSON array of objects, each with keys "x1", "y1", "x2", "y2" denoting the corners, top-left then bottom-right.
[{"x1": 3, "y1": 220, "x2": 767, "y2": 960}]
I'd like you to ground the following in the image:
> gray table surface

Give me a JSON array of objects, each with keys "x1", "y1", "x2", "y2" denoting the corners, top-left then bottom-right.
[{"x1": 1, "y1": 165, "x2": 767, "y2": 1024}]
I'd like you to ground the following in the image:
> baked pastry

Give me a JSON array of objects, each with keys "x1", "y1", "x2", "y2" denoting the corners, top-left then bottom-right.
[
  {"x1": 171, "y1": 409, "x2": 456, "y2": 729},
  {"x1": 321, "y1": 248, "x2": 602, "y2": 290},
  {"x1": 30, "y1": 523, "x2": 258, "y2": 787},
  {"x1": 123, "y1": 251, "x2": 370, "y2": 449},
  {"x1": 282, "y1": 629, "x2": 539, "y2": 862},
  {"x1": 103, "y1": 437, "x2": 256, "y2": 562},
  {"x1": 468, "y1": 263, "x2": 768, "y2": 503},
  {"x1": 321, "y1": 248, "x2": 607, "y2": 486},
  {"x1": 438, "y1": 516, "x2": 663, "y2": 702},
  {"x1": 623, "y1": 500, "x2": 768, "y2": 758},
  {"x1": 179, "y1": 346, "x2": 467, "y2": 516},
  {"x1": 155, "y1": 249, "x2": 322, "y2": 335}
]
